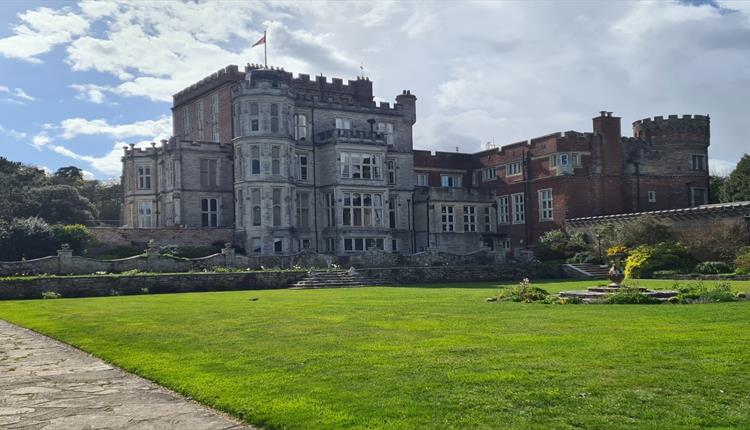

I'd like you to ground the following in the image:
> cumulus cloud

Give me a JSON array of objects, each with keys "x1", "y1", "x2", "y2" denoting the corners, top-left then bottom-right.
[
  {"x1": 57, "y1": 116, "x2": 172, "y2": 140},
  {"x1": 27, "y1": 115, "x2": 171, "y2": 177},
  {"x1": 0, "y1": 6, "x2": 89, "y2": 63},
  {"x1": 69, "y1": 83, "x2": 107, "y2": 104},
  {"x1": 1, "y1": 1, "x2": 749, "y2": 178}
]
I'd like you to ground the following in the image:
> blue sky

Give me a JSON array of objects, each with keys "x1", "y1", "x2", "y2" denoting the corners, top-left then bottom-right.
[{"x1": 1, "y1": 1, "x2": 748, "y2": 179}]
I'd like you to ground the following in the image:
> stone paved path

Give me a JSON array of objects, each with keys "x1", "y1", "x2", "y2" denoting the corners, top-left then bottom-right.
[{"x1": 0, "y1": 320, "x2": 256, "y2": 429}]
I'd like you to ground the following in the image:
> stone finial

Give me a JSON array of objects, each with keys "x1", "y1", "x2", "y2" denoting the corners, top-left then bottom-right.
[{"x1": 145, "y1": 239, "x2": 159, "y2": 256}]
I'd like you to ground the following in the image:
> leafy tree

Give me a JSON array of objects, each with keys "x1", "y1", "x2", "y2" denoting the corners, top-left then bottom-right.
[
  {"x1": 52, "y1": 224, "x2": 94, "y2": 255},
  {"x1": 22, "y1": 185, "x2": 97, "y2": 225},
  {"x1": 708, "y1": 175, "x2": 726, "y2": 203},
  {"x1": 720, "y1": 154, "x2": 750, "y2": 202},
  {"x1": 0, "y1": 217, "x2": 58, "y2": 260},
  {"x1": 0, "y1": 157, "x2": 49, "y2": 222},
  {"x1": 51, "y1": 166, "x2": 85, "y2": 186}
]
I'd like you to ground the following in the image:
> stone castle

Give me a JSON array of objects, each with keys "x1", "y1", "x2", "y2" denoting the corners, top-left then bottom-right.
[{"x1": 122, "y1": 64, "x2": 710, "y2": 257}]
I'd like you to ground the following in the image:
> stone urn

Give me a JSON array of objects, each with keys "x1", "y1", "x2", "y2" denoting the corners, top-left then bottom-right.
[{"x1": 607, "y1": 254, "x2": 625, "y2": 288}]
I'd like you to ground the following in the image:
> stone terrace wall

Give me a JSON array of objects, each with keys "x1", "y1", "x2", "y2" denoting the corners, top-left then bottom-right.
[
  {"x1": 0, "y1": 271, "x2": 307, "y2": 300},
  {"x1": 0, "y1": 263, "x2": 563, "y2": 300},
  {"x1": 0, "y1": 247, "x2": 505, "y2": 276}
]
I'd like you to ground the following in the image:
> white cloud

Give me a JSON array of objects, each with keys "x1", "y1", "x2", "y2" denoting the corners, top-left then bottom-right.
[
  {"x1": 0, "y1": 85, "x2": 35, "y2": 104},
  {"x1": 0, "y1": 7, "x2": 89, "y2": 63},
  {"x1": 31, "y1": 133, "x2": 50, "y2": 149},
  {"x1": 49, "y1": 140, "x2": 153, "y2": 177},
  {"x1": 0, "y1": 125, "x2": 27, "y2": 139},
  {"x1": 1, "y1": 1, "x2": 749, "y2": 177},
  {"x1": 57, "y1": 116, "x2": 172, "y2": 140},
  {"x1": 69, "y1": 83, "x2": 107, "y2": 104}
]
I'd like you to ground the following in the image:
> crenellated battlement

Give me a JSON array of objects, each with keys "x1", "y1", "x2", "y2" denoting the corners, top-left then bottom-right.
[
  {"x1": 632, "y1": 114, "x2": 709, "y2": 126},
  {"x1": 632, "y1": 113, "x2": 710, "y2": 144},
  {"x1": 173, "y1": 65, "x2": 244, "y2": 106},
  {"x1": 122, "y1": 138, "x2": 231, "y2": 158}
]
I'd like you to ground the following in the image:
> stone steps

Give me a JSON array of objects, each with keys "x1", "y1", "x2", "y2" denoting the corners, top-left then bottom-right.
[
  {"x1": 564, "y1": 263, "x2": 610, "y2": 279},
  {"x1": 290, "y1": 270, "x2": 376, "y2": 289}
]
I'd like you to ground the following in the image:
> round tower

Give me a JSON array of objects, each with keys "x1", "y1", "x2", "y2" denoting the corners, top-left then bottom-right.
[
  {"x1": 632, "y1": 114, "x2": 710, "y2": 146},
  {"x1": 231, "y1": 68, "x2": 298, "y2": 255}
]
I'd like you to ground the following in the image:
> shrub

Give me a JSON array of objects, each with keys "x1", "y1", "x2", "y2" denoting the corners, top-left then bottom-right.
[
  {"x1": 567, "y1": 251, "x2": 597, "y2": 264},
  {"x1": 52, "y1": 224, "x2": 93, "y2": 255},
  {"x1": 694, "y1": 261, "x2": 732, "y2": 275},
  {"x1": 535, "y1": 230, "x2": 587, "y2": 262},
  {"x1": 735, "y1": 247, "x2": 750, "y2": 275},
  {"x1": 41, "y1": 291, "x2": 61, "y2": 299},
  {"x1": 604, "y1": 288, "x2": 661, "y2": 304},
  {"x1": 677, "y1": 281, "x2": 737, "y2": 303},
  {"x1": 496, "y1": 278, "x2": 550, "y2": 303},
  {"x1": 0, "y1": 217, "x2": 58, "y2": 260},
  {"x1": 624, "y1": 243, "x2": 694, "y2": 279}
]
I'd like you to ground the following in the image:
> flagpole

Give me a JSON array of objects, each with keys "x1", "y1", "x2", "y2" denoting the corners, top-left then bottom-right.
[{"x1": 264, "y1": 30, "x2": 267, "y2": 69}]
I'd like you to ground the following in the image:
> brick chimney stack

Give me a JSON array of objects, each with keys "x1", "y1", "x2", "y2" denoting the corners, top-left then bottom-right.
[{"x1": 592, "y1": 111, "x2": 622, "y2": 176}]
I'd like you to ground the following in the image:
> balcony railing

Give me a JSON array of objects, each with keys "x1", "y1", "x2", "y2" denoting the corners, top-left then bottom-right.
[{"x1": 315, "y1": 129, "x2": 386, "y2": 145}]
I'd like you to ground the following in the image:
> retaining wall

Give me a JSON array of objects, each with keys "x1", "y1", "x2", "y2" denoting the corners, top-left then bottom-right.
[
  {"x1": 0, "y1": 247, "x2": 505, "y2": 276},
  {"x1": 0, "y1": 271, "x2": 307, "y2": 300}
]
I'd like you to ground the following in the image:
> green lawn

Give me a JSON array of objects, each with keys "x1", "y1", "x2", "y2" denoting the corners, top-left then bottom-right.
[{"x1": 1, "y1": 279, "x2": 750, "y2": 429}]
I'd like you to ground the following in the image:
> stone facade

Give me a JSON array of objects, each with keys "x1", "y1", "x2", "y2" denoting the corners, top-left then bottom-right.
[{"x1": 120, "y1": 64, "x2": 710, "y2": 259}]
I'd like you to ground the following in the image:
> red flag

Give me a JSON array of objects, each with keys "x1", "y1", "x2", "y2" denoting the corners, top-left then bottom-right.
[{"x1": 252, "y1": 34, "x2": 266, "y2": 47}]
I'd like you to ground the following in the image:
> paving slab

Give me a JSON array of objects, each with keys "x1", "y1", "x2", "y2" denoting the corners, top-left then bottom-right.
[{"x1": 0, "y1": 320, "x2": 256, "y2": 430}]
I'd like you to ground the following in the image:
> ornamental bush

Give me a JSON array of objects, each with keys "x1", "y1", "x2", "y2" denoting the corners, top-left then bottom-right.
[
  {"x1": 694, "y1": 261, "x2": 732, "y2": 275},
  {"x1": 624, "y1": 243, "x2": 694, "y2": 279},
  {"x1": 52, "y1": 224, "x2": 93, "y2": 255},
  {"x1": 676, "y1": 281, "x2": 737, "y2": 303},
  {"x1": 535, "y1": 229, "x2": 587, "y2": 261}
]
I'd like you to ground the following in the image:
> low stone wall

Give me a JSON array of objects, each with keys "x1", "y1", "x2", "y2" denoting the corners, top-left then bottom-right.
[
  {"x1": 0, "y1": 271, "x2": 307, "y2": 300},
  {"x1": 0, "y1": 246, "x2": 505, "y2": 276}
]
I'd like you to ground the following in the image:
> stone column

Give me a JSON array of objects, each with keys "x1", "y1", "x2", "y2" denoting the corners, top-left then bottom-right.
[
  {"x1": 57, "y1": 244, "x2": 73, "y2": 275},
  {"x1": 221, "y1": 243, "x2": 236, "y2": 267},
  {"x1": 145, "y1": 240, "x2": 160, "y2": 272}
]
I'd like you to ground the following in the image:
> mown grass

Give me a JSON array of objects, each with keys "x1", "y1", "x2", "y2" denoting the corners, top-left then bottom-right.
[{"x1": 1, "y1": 279, "x2": 749, "y2": 429}]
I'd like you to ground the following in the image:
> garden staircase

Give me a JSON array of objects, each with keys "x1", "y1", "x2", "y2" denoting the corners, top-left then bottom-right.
[
  {"x1": 291, "y1": 268, "x2": 376, "y2": 289},
  {"x1": 563, "y1": 263, "x2": 610, "y2": 280}
]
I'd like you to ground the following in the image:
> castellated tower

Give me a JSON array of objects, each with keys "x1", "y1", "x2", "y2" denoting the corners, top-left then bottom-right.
[
  {"x1": 232, "y1": 69, "x2": 300, "y2": 255},
  {"x1": 624, "y1": 115, "x2": 711, "y2": 209}
]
